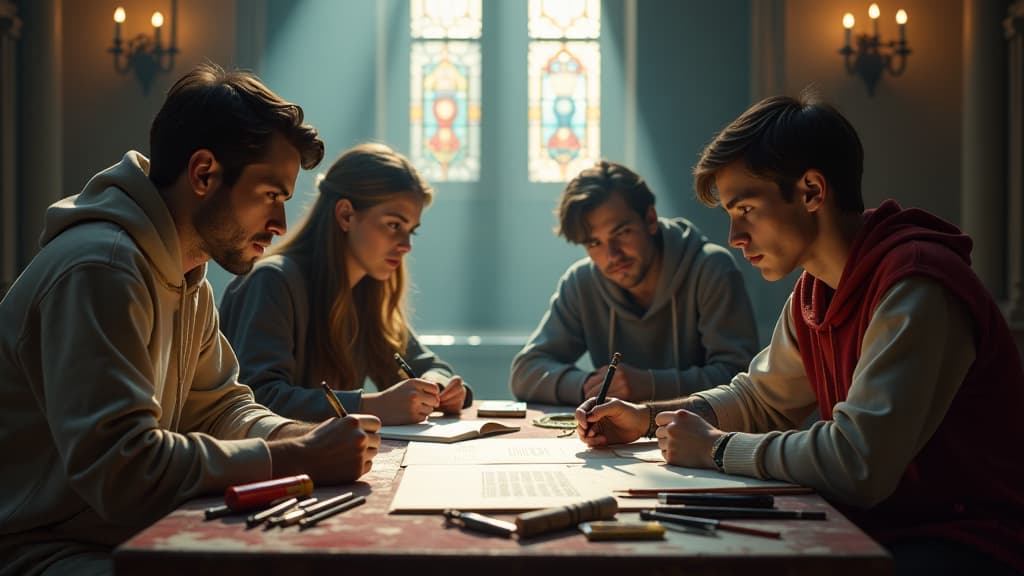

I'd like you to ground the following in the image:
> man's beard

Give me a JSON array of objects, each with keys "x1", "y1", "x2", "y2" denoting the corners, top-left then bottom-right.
[{"x1": 193, "y1": 189, "x2": 268, "y2": 275}]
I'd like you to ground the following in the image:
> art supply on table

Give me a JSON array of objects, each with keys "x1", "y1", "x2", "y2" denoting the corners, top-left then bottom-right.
[
  {"x1": 263, "y1": 497, "x2": 321, "y2": 529},
  {"x1": 394, "y1": 352, "x2": 444, "y2": 392},
  {"x1": 321, "y1": 381, "x2": 348, "y2": 417},
  {"x1": 658, "y1": 493, "x2": 775, "y2": 508},
  {"x1": 246, "y1": 497, "x2": 299, "y2": 527},
  {"x1": 298, "y1": 495, "x2": 367, "y2": 529},
  {"x1": 443, "y1": 509, "x2": 517, "y2": 537},
  {"x1": 655, "y1": 505, "x2": 826, "y2": 520},
  {"x1": 203, "y1": 504, "x2": 236, "y2": 520},
  {"x1": 579, "y1": 521, "x2": 665, "y2": 541},
  {"x1": 224, "y1": 474, "x2": 314, "y2": 511},
  {"x1": 640, "y1": 510, "x2": 782, "y2": 539},
  {"x1": 616, "y1": 485, "x2": 813, "y2": 497},
  {"x1": 593, "y1": 352, "x2": 622, "y2": 405},
  {"x1": 514, "y1": 496, "x2": 618, "y2": 539},
  {"x1": 476, "y1": 401, "x2": 527, "y2": 418}
]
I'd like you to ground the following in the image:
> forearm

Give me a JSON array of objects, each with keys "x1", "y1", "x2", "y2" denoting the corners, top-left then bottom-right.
[{"x1": 648, "y1": 396, "x2": 719, "y2": 427}]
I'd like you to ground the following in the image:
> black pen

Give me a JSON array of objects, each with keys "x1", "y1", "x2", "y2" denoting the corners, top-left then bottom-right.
[
  {"x1": 594, "y1": 352, "x2": 622, "y2": 404},
  {"x1": 658, "y1": 493, "x2": 775, "y2": 508},
  {"x1": 655, "y1": 505, "x2": 826, "y2": 520},
  {"x1": 393, "y1": 352, "x2": 444, "y2": 392},
  {"x1": 443, "y1": 509, "x2": 517, "y2": 537},
  {"x1": 298, "y1": 495, "x2": 366, "y2": 529}
]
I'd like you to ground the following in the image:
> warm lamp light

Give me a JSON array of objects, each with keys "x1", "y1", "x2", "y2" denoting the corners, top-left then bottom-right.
[
  {"x1": 108, "y1": 1, "x2": 178, "y2": 95},
  {"x1": 838, "y1": 4, "x2": 911, "y2": 96}
]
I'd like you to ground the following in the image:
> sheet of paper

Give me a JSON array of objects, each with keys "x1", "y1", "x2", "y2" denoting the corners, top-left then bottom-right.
[
  {"x1": 401, "y1": 437, "x2": 621, "y2": 466},
  {"x1": 609, "y1": 440, "x2": 664, "y2": 462},
  {"x1": 389, "y1": 460, "x2": 798, "y2": 512}
]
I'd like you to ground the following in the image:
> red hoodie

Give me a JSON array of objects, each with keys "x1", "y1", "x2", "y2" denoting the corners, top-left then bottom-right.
[{"x1": 791, "y1": 200, "x2": 1024, "y2": 569}]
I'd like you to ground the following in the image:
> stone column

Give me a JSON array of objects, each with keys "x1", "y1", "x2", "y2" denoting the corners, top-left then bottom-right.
[
  {"x1": 16, "y1": 0, "x2": 62, "y2": 268},
  {"x1": 961, "y1": 0, "x2": 1008, "y2": 299},
  {"x1": 0, "y1": 0, "x2": 20, "y2": 297}
]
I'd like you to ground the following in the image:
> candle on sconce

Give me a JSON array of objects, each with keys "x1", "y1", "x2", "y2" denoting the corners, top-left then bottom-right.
[
  {"x1": 895, "y1": 9, "x2": 908, "y2": 43},
  {"x1": 842, "y1": 13, "x2": 855, "y2": 49},
  {"x1": 113, "y1": 6, "x2": 125, "y2": 43},
  {"x1": 151, "y1": 11, "x2": 164, "y2": 49},
  {"x1": 868, "y1": 3, "x2": 880, "y2": 37}
]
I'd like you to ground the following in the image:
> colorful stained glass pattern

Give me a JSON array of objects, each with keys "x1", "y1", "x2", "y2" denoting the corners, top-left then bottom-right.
[
  {"x1": 528, "y1": 0, "x2": 600, "y2": 39},
  {"x1": 528, "y1": 41, "x2": 600, "y2": 183},
  {"x1": 411, "y1": 0, "x2": 482, "y2": 39},
  {"x1": 410, "y1": 41, "x2": 481, "y2": 182}
]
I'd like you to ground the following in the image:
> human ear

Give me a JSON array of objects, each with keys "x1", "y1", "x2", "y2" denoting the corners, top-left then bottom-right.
[
  {"x1": 800, "y1": 169, "x2": 827, "y2": 213},
  {"x1": 187, "y1": 149, "x2": 220, "y2": 198},
  {"x1": 334, "y1": 198, "x2": 355, "y2": 232},
  {"x1": 645, "y1": 205, "x2": 659, "y2": 235}
]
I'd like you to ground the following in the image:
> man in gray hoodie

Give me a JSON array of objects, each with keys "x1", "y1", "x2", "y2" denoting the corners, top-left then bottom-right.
[
  {"x1": 510, "y1": 160, "x2": 759, "y2": 405},
  {"x1": 0, "y1": 64, "x2": 380, "y2": 575}
]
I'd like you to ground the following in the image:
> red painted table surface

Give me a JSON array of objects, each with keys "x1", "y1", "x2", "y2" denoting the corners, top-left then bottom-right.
[{"x1": 114, "y1": 405, "x2": 891, "y2": 575}]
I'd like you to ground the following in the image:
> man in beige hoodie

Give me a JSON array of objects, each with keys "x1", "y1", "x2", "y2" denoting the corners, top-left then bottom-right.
[{"x1": 0, "y1": 64, "x2": 381, "y2": 575}]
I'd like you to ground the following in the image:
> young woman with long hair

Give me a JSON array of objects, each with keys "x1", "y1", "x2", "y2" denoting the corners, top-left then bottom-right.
[{"x1": 220, "y1": 143, "x2": 470, "y2": 424}]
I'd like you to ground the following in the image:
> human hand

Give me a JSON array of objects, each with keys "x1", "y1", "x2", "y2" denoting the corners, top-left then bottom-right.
[
  {"x1": 436, "y1": 375, "x2": 467, "y2": 414},
  {"x1": 581, "y1": 362, "x2": 652, "y2": 402},
  {"x1": 654, "y1": 409, "x2": 722, "y2": 469},
  {"x1": 574, "y1": 397, "x2": 648, "y2": 447},
  {"x1": 362, "y1": 378, "x2": 440, "y2": 424},
  {"x1": 268, "y1": 414, "x2": 381, "y2": 484}
]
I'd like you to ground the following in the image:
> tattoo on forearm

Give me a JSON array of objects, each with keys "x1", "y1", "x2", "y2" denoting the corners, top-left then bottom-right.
[{"x1": 684, "y1": 398, "x2": 718, "y2": 427}]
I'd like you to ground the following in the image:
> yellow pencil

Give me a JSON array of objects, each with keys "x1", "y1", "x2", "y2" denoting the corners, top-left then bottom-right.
[{"x1": 321, "y1": 381, "x2": 348, "y2": 418}]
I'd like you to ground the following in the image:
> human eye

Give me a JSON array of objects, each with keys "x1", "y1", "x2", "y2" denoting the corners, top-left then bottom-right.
[{"x1": 266, "y1": 191, "x2": 280, "y2": 202}]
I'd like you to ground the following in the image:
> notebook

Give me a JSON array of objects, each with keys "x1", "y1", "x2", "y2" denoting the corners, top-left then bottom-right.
[
  {"x1": 381, "y1": 419, "x2": 520, "y2": 443},
  {"x1": 475, "y1": 401, "x2": 527, "y2": 418}
]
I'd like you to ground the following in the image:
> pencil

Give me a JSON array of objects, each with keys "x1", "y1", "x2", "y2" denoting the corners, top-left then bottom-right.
[
  {"x1": 321, "y1": 381, "x2": 348, "y2": 418},
  {"x1": 594, "y1": 352, "x2": 622, "y2": 404},
  {"x1": 615, "y1": 486, "x2": 814, "y2": 497},
  {"x1": 640, "y1": 510, "x2": 781, "y2": 539},
  {"x1": 393, "y1": 352, "x2": 444, "y2": 392},
  {"x1": 298, "y1": 495, "x2": 366, "y2": 529},
  {"x1": 654, "y1": 505, "x2": 827, "y2": 520}
]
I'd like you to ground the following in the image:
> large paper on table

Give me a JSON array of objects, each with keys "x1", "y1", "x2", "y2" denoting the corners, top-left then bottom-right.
[
  {"x1": 401, "y1": 437, "x2": 621, "y2": 466},
  {"x1": 389, "y1": 460, "x2": 800, "y2": 512}
]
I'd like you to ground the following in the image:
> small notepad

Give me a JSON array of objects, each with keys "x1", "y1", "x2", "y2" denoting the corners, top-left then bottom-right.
[
  {"x1": 476, "y1": 401, "x2": 527, "y2": 418},
  {"x1": 381, "y1": 419, "x2": 520, "y2": 443}
]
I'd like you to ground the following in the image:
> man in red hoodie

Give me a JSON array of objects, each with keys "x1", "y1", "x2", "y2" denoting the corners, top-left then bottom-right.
[{"x1": 575, "y1": 93, "x2": 1024, "y2": 575}]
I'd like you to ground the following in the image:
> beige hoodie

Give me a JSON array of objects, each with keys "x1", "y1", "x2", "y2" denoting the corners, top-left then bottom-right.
[{"x1": 0, "y1": 152, "x2": 292, "y2": 563}]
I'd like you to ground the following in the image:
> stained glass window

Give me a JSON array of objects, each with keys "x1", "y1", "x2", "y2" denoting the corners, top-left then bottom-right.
[
  {"x1": 410, "y1": 0, "x2": 482, "y2": 182},
  {"x1": 528, "y1": 0, "x2": 601, "y2": 182}
]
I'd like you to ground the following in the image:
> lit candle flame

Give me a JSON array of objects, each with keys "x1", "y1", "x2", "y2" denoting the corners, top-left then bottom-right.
[
  {"x1": 113, "y1": 6, "x2": 126, "y2": 23},
  {"x1": 895, "y1": 9, "x2": 908, "y2": 25},
  {"x1": 843, "y1": 13, "x2": 855, "y2": 29},
  {"x1": 151, "y1": 11, "x2": 164, "y2": 29},
  {"x1": 868, "y1": 3, "x2": 880, "y2": 20}
]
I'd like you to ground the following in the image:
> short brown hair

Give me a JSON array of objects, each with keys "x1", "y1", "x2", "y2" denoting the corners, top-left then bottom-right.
[
  {"x1": 556, "y1": 160, "x2": 655, "y2": 244},
  {"x1": 149, "y1": 62, "x2": 325, "y2": 188},
  {"x1": 693, "y1": 90, "x2": 864, "y2": 213}
]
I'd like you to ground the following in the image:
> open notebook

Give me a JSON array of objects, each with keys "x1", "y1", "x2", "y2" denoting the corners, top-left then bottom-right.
[{"x1": 381, "y1": 419, "x2": 520, "y2": 443}]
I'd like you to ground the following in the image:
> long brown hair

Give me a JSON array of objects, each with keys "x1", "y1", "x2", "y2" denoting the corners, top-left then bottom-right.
[{"x1": 269, "y1": 143, "x2": 433, "y2": 390}]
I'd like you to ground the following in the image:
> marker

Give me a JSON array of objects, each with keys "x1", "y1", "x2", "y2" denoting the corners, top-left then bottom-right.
[
  {"x1": 393, "y1": 352, "x2": 444, "y2": 392},
  {"x1": 594, "y1": 352, "x2": 622, "y2": 405},
  {"x1": 658, "y1": 493, "x2": 775, "y2": 508},
  {"x1": 224, "y1": 474, "x2": 314, "y2": 511},
  {"x1": 321, "y1": 381, "x2": 348, "y2": 417},
  {"x1": 655, "y1": 505, "x2": 826, "y2": 520}
]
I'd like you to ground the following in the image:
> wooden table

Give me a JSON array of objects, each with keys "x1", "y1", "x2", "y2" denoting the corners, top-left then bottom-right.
[{"x1": 114, "y1": 405, "x2": 891, "y2": 575}]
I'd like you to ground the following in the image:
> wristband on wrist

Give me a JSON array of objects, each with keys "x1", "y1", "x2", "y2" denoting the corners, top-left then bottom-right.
[
  {"x1": 711, "y1": 432, "x2": 736, "y2": 472},
  {"x1": 644, "y1": 404, "x2": 657, "y2": 438}
]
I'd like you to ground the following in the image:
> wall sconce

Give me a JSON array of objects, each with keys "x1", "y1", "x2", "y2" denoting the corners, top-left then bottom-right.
[
  {"x1": 109, "y1": 1, "x2": 178, "y2": 95},
  {"x1": 839, "y1": 3, "x2": 910, "y2": 96}
]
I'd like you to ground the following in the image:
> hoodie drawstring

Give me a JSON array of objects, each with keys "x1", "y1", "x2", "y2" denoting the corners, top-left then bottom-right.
[
  {"x1": 608, "y1": 307, "x2": 616, "y2": 357},
  {"x1": 671, "y1": 295, "x2": 679, "y2": 368}
]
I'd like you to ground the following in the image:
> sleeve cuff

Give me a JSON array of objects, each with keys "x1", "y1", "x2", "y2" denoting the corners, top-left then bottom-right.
[
  {"x1": 692, "y1": 386, "x2": 744, "y2": 430},
  {"x1": 246, "y1": 414, "x2": 297, "y2": 440},
  {"x1": 721, "y1": 431, "x2": 769, "y2": 478},
  {"x1": 335, "y1": 390, "x2": 363, "y2": 414},
  {"x1": 557, "y1": 370, "x2": 589, "y2": 405}
]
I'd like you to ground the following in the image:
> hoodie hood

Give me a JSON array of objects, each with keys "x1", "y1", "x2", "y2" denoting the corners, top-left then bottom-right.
[
  {"x1": 41, "y1": 151, "x2": 188, "y2": 288},
  {"x1": 592, "y1": 217, "x2": 709, "y2": 320},
  {"x1": 800, "y1": 199, "x2": 973, "y2": 328}
]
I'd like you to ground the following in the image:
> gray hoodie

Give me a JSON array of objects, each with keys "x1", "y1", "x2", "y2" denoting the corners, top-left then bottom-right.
[
  {"x1": 0, "y1": 152, "x2": 292, "y2": 569},
  {"x1": 510, "y1": 217, "x2": 758, "y2": 405}
]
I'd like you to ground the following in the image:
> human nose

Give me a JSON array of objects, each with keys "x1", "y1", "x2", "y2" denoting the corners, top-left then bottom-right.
[
  {"x1": 396, "y1": 231, "x2": 412, "y2": 253},
  {"x1": 268, "y1": 203, "x2": 287, "y2": 236},
  {"x1": 728, "y1": 218, "x2": 747, "y2": 249}
]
